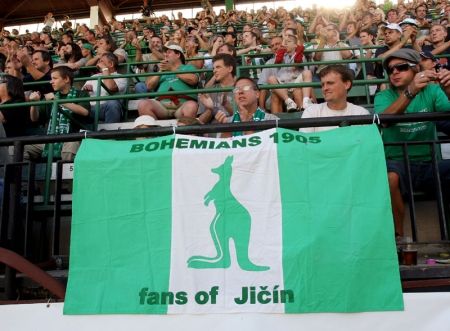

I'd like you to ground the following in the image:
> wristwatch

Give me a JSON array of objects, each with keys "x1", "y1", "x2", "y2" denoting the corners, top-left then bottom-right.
[{"x1": 404, "y1": 88, "x2": 415, "y2": 100}]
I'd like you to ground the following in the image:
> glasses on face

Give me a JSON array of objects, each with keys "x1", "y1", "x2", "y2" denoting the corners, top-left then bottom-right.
[
  {"x1": 233, "y1": 85, "x2": 255, "y2": 94},
  {"x1": 387, "y1": 62, "x2": 416, "y2": 75}
]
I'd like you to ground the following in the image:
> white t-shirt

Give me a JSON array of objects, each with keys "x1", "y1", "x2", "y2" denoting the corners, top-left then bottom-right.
[
  {"x1": 257, "y1": 58, "x2": 276, "y2": 85},
  {"x1": 83, "y1": 72, "x2": 128, "y2": 106},
  {"x1": 300, "y1": 102, "x2": 370, "y2": 133}
]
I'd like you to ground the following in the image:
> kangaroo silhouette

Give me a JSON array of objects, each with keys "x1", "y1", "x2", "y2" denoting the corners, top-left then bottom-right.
[{"x1": 187, "y1": 156, "x2": 269, "y2": 271}]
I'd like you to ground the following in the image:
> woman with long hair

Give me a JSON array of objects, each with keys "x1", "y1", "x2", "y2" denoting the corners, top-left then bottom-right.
[
  {"x1": 185, "y1": 37, "x2": 204, "y2": 70},
  {"x1": 0, "y1": 75, "x2": 29, "y2": 137},
  {"x1": 172, "y1": 28, "x2": 187, "y2": 49},
  {"x1": 55, "y1": 42, "x2": 86, "y2": 71},
  {"x1": 203, "y1": 34, "x2": 224, "y2": 70}
]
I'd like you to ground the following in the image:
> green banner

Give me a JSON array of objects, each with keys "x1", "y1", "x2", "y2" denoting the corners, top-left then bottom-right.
[{"x1": 64, "y1": 126, "x2": 403, "y2": 315}]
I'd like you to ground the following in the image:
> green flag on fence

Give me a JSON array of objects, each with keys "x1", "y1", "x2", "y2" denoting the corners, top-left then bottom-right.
[{"x1": 64, "y1": 126, "x2": 403, "y2": 314}]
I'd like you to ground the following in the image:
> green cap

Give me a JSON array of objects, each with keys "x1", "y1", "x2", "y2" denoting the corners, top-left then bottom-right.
[{"x1": 82, "y1": 43, "x2": 94, "y2": 51}]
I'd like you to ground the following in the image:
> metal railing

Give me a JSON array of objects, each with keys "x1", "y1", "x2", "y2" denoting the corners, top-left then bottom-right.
[
  {"x1": 1, "y1": 112, "x2": 450, "y2": 253},
  {"x1": 1, "y1": 49, "x2": 446, "y2": 205}
]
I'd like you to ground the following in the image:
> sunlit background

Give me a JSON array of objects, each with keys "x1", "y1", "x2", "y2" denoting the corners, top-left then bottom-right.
[{"x1": 6, "y1": 0, "x2": 385, "y2": 32}]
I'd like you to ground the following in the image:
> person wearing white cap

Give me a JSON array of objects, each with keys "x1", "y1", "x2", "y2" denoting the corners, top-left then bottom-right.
[
  {"x1": 374, "y1": 23, "x2": 413, "y2": 81},
  {"x1": 374, "y1": 48, "x2": 450, "y2": 239},
  {"x1": 399, "y1": 18, "x2": 423, "y2": 50},
  {"x1": 399, "y1": 18, "x2": 419, "y2": 28},
  {"x1": 133, "y1": 115, "x2": 159, "y2": 129},
  {"x1": 137, "y1": 43, "x2": 199, "y2": 120}
]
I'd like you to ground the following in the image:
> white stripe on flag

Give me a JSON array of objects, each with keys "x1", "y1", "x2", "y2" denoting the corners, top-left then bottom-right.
[{"x1": 169, "y1": 130, "x2": 284, "y2": 313}]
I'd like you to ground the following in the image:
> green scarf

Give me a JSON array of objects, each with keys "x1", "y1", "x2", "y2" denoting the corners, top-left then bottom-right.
[
  {"x1": 230, "y1": 107, "x2": 266, "y2": 137},
  {"x1": 43, "y1": 87, "x2": 77, "y2": 159}
]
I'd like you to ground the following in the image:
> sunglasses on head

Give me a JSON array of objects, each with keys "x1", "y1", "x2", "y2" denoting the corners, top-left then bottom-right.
[{"x1": 387, "y1": 62, "x2": 416, "y2": 75}]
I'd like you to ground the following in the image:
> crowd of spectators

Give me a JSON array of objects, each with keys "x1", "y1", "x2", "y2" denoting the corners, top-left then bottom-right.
[
  {"x1": 0, "y1": 3, "x2": 447, "y2": 102},
  {"x1": 0, "y1": 0, "x2": 448, "y2": 133},
  {"x1": 0, "y1": 0, "x2": 449, "y2": 240}
]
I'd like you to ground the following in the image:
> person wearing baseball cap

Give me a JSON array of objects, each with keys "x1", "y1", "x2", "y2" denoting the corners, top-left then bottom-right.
[
  {"x1": 419, "y1": 49, "x2": 450, "y2": 137},
  {"x1": 80, "y1": 43, "x2": 94, "y2": 59},
  {"x1": 223, "y1": 31, "x2": 237, "y2": 47},
  {"x1": 374, "y1": 48, "x2": 450, "y2": 240},
  {"x1": 133, "y1": 115, "x2": 159, "y2": 129},
  {"x1": 399, "y1": 18, "x2": 424, "y2": 48},
  {"x1": 419, "y1": 50, "x2": 438, "y2": 71},
  {"x1": 399, "y1": 18, "x2": 419, "y2": 29},
  {"x1": 137, "y1": 42, "x2": 199, "y2": 120},
  {"x1": 162, "y1": 43, "x2": 185, "y2": 64},
  {"x1": 374, "y1": 23, "x2": 408, "y2": 80}
]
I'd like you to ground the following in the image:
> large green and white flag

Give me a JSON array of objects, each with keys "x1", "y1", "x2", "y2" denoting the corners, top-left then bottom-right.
[{"x1": 64, "y1": 126, "x2": 403, "y2": 315}]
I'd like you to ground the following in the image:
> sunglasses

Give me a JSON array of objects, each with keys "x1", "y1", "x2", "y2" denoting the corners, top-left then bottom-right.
[
  {"x1": 233, "y1": 85, "x2": 256, "y2": 94},
  {"x1": 387, "y1": 62, "x2": 416, "y2": 75}
]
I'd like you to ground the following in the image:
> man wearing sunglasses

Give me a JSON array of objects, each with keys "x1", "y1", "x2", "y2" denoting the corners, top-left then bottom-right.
[{"x1": 374, "y1": 48, "x2": 450, "y2": 240}]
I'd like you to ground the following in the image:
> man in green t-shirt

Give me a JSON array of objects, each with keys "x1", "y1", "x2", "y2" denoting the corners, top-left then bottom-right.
[
  {"x1": 121, "y1": 30, "x2": 148, "y2": 63},
  {"x1": 374, "y1": 48, "x2": 450, "y2": 238},
  {"x1": 137, "y1": 44, "x2": 198, "y2": 119}
]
